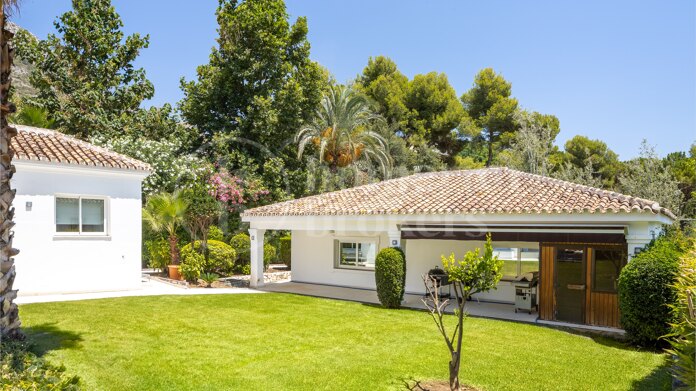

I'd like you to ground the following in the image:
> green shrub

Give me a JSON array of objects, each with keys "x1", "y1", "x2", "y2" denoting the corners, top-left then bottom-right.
[
  {"x1": 144, "y1": 238, "x2": 171, "y2": 271},
  {"x1": 207, "y1": 226, "x2": 225, "y2": 241},
  {"x1": 230, "y1": 233, "x2": 251, "y2": 264},
  {"x1": 0, "y1": 341, "x2": 82, "y2": 390},
  {"x1": 200, "y1": 272, "x2": 219, "y2": 287},
  {"x1": 180, "y1": 240, "x2": 236, "y2": 281},
  {"x1": 264, "y1": 243, "x2": 276, "y2": 266},
  {"x1": 180, "y1": 244, "x2": 205, "y2": 282},
  {"x1": 375, "y1": 247, "x2": 406, "y2": 308},
  {"x1": 279, "y1": 235, "x2": 291, "y2": 266},
  {"x1": 235, "y1": 264, "x2": 251, "y2": 275},
  {"x1": 618, "y1": 231, "x2": 691, "y2": 346},
  {"x1": 666, "y1": 249, "x2": 696, "y2": 389}
]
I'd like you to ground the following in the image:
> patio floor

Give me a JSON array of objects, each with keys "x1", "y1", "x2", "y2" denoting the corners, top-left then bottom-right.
[
  {"x1": 261, "y1": 281, "x2": 625, "y2": 335},
  {"x1": 261, "y1": 281, "x2": 537, "y2": 322}
]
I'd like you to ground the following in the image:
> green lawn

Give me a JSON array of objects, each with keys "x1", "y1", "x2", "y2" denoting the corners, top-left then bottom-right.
[{"x1": 19, "y1": 294, "x2": 668, "y2": 391}]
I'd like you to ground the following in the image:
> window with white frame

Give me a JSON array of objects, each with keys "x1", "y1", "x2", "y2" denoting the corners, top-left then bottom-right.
[
  {"x1": 55, "y1": 196, "x2": 107, "y2": 234},
  {"x1": 334, "y1": 239, "x2": 377, "y2": 270},
  {"x1": 493, "y1": 247, "x2": 539, "y2": 279}
]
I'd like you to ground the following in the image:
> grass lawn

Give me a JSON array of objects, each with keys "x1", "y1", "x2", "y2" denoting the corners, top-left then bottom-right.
[{"x1": 19, "y1": 293, "x2": 668, "y2": 390}]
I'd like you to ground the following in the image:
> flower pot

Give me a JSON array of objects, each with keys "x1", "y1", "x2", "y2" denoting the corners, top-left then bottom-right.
[{"x1": 167, "y1": 265, "x2": 181, "y2": 280}]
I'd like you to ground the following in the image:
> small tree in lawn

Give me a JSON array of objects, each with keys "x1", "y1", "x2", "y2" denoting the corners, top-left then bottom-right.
[{"x1": 422, "y1": 233, "x2": 503, "y2": 391}]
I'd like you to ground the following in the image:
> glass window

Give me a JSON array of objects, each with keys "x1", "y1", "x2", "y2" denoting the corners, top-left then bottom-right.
[
  {"x1": 337, "y1": 241, "x2": 376, "y2": 269},
  {"x1": 593, "y1": 249, "x2": 625, "y2": 292},
  {"x1": 56, "y1": 197, "x2": 79, "y2": 232},
  {"x1": 55, "y1": 196, "x2": 106, "y2": 234},
  {"x1": 494, "y1": 247, "x2": 539, "y2": 279},
  {"x1": 81, "y1": 199, "x2": 105, "y2": 232}
]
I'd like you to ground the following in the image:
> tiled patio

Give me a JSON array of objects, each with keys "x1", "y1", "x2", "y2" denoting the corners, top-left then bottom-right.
[
  {"x1": 261, "y1": 281, "x2": 538, "y2": 322},
  {"x1": 261, "y1": 281, "x2": 625, "y2": 335}
]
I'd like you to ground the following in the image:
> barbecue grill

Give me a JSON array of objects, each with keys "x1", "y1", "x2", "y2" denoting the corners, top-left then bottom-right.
[
  {"x1": 513, "y1": 271, "x2": 539, "y2": 313},
  {"x1": 427, "y1": 267, "x2": 451, "y2": 299}
]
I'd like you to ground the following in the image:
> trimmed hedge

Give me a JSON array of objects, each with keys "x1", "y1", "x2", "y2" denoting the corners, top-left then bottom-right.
[
  {"x1": 618, "y1": 231, "x2": 691, "y2": 346},
  {"x1": 180, "y1": 240, "x2": 237, "y2": 282},
  {"x1": 279, "y1": 235, "x2": 291, "y2": 266},
  {"x1": 375, "y1": 247, "x2": 406, "y2": 308}
]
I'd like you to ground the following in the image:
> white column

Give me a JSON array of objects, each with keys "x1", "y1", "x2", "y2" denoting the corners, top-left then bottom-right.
[
  {"x1": 626, "y1": 222, "x2": 659, "y2": 261},
  {"x1": 387, "y1": 229, "x2": 402, "y2": 249},
  {"x1": 249, "y1": 228, "x2": 266, "y2": 288}
]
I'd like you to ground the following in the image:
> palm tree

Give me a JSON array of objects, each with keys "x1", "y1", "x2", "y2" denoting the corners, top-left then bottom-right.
[
  {"x1": 142, "y1": 192, "x2": 189, "y2": 271},
  {"x1": 0, "y1": 0, "x2": 22, "y2": 341},
  {"x1": 296, "y1": 84, "x2": 392, "y2": 178},
  {"x1": 13, "y1": 105, "x2": 55, "y2": 128}
]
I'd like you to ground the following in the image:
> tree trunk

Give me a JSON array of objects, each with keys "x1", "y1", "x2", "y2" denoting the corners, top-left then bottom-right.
[
  {"x1": 168, "y1": 234, "x2": 179, "y2": 265},
  {"x1": 0, "y1": 3, "x2": 22, "y2": 341},
  {"x1": 485, "y1": 130, "x2": 493, "y2": 167},
  {"x1": 449, "y1": 352, "x2": 461, "y2": 391}
]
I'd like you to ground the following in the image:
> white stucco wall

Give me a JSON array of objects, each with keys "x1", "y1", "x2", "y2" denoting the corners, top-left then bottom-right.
[
  {"x1": 291, "y1": 230, "x2": 538, "y2": 302},
  {"x1": 11, "y1": 162, "x2": 146, "y2": 295}
]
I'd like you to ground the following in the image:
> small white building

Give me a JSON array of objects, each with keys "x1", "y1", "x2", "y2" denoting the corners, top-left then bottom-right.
[
  {"x1": 242, "y1": 168, "x2": 676, "y2": 329},
  {"x1": 10, "y1": 125, "x2": 150, "y2": 295}
]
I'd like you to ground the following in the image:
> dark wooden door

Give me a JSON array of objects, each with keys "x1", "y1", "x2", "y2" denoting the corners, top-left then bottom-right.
[{"x1": 554, "y1": 247, "x2": 586, "y2": 324}]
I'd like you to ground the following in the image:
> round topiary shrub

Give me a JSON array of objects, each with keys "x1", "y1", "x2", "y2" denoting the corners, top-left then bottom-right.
[
  {"x1": 279, "y1": 235, "x2": 291, "y2": 267},
  {"x1": 375, "y1": 247, "x2": 406, "y2": 308},
  {"x1": 204, "y1": 240, "x2": 237, "y2": 275},
  {"x1": 230, "y1": 233, "x2": 250, "y2": 264},
  {"x1": 618, "y1": 233, "x2": 689, "y2": 346}
]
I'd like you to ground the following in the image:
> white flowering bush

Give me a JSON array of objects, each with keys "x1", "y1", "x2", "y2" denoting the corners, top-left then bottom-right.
[{"x1": 94, "y1": 136, "x2": 209, "y2": 195}]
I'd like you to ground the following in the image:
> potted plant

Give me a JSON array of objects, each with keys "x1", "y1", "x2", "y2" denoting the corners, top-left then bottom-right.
[{"x1": 143, "y1": 191, "x2": 189, "y2": 280}]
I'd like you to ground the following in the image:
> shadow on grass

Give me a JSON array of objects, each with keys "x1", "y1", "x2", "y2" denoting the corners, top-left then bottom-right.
[
  {"x1": 23, "y1": 323, "x2": 83, "y2": 356},
  {"x1": 630, "y1": 360, "x2": 671, "y2": 391}
]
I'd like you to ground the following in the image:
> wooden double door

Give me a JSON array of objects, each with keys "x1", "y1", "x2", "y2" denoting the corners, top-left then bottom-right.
[{"x1": 539, "y1": 244, "x2": 626, "y2": 328}]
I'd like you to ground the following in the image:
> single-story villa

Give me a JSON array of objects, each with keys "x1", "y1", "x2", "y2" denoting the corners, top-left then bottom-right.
[
  {"x1": 242, "y1": 168, "x2": 676, "y2": 328},
  {"x1": 10, "y1": 125, "x2": 150, "y2": 295}
]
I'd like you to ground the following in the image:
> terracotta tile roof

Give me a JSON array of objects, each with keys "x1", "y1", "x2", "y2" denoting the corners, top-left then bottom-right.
[
  {"x1": 11, "y1": 124, "x2": 151, "y2": 172},
  {"x1": 243, "y1": 167, "x2": 676, "y2": 220}
]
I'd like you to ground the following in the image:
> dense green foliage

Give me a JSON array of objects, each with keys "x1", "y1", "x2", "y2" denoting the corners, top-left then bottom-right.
[
  {"x1": 618, "y1": 231, "x2": 692, "y2": 346},
  {"x1": 180, "y1": 0, "x2": 327, "y2": 201},
  {"x1": 230, "y1": 233, "x2": 251, "y2": 265},
  {"x1": 14, "y1": 0, "x2": 154, "y2": 139},
  {"x1": 461, "y1": 68, "x2": 519, "y2": 166},
  {"x1": 208, "y1": 226, "x2": 225, "y2": 242},
  {"x1": 278, "y1": 235, "x2": 291, "y2": 266},
  {"x1": 264, "y1": 243, "x2": 276, "y2": 266},
  {"x1": 144, "y1": 238, "x2": 170, "y2": 271},
  {"x1": 0, "y1": 341, "x2": 82, "y2": 390},
  {"x1": 19, "y1": 295, "x2": 670, "y2": 390},
  {"x1": 666, "y1": 249, "x2": 696, "y2": 389},
  {"x1": 179, "y1": 240, "x2": 236, "y2": 281},
  {"x1": 374, "y1": 247, "x2": 406, "y2": 308}
]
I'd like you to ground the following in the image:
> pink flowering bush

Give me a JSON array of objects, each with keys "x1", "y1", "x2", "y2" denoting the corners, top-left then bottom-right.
[{"x1": 208, "y1": 170, "x2": 269, "y2": 211}]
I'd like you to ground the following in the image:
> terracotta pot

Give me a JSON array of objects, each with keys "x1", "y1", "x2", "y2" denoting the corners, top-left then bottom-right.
[{"x1": 167, "y1": 265, "x2": 181, "y2": 280}]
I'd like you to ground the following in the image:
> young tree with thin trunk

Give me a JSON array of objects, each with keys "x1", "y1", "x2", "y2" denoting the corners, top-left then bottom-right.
[
  {"x1": 0, "y1": 0, "x2": 22, "y2": 341},
  {"x1": 422, "y1": 234, "x2": 503, "y2": 391}
]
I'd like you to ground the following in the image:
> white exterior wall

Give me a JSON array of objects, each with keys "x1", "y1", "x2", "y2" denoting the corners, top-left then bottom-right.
[
  {"x1": 11, "y1": 162, "x2": 145, "y2": 295},
  {"x1": 292, "y1": 230, "x2": 389, "y2": 290},
  {"x1": 291, "y1": 230, "x2": 538, "y2": 302}
]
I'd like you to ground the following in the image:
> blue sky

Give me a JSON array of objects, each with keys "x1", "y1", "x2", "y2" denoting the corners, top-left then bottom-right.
[{"x1": 12, "y1": 0, "x2": 696, "y2": 159}]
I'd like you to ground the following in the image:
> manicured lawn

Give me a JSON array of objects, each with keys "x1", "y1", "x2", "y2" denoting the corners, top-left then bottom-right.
[{"x1": 20, "y1": 294, "x2": 668, "y2": 390}]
